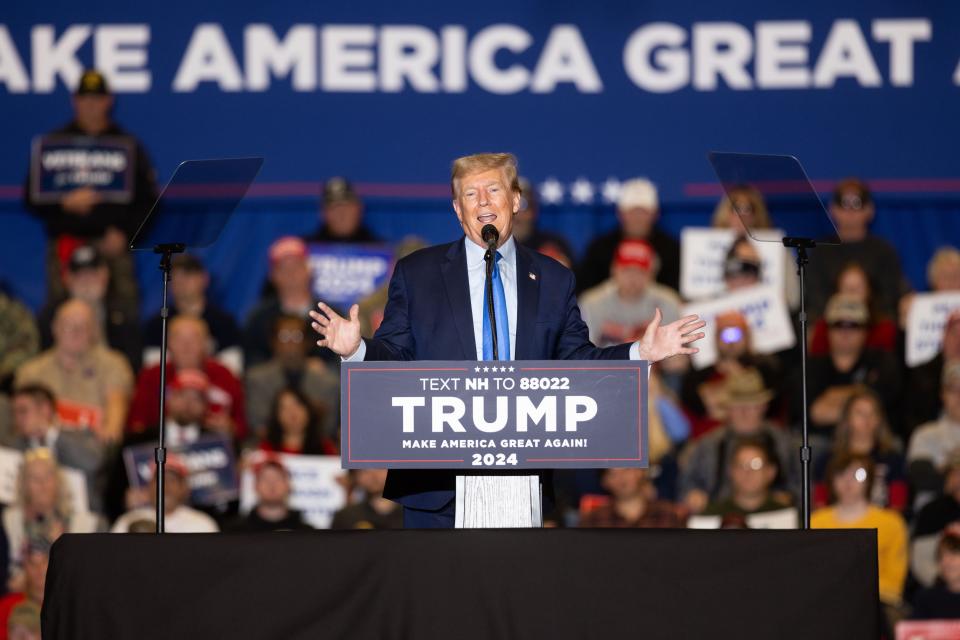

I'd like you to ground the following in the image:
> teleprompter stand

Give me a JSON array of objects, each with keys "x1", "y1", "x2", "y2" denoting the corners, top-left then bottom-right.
[
  {"x1": 128, "y1": 158, "x2": 263, "y2": 532},
  {"x1": 708, "y1": 152, "x2": 841, "y2": 529}
]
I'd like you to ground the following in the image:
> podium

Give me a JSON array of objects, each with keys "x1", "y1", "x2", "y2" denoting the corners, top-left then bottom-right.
[{"x1": 341, "y1": 359, "x2": 649, "y2": 528}]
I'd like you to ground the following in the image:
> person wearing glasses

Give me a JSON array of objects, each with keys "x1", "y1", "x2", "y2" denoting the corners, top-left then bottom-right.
[{"x1": 806, "y1": 179, "x2": 911, "y2": 322}]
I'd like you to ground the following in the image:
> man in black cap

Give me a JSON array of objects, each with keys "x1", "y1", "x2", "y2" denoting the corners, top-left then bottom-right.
[
  {"x1": 303, "y1": 177, "x2": 379, "y2": 243},
  {"x1": 36, "y1": 244, "x2": 141, "y2": 370},
  {"x1": 806, "y1": 178, "x2": 911, "y2": 322},
  {"x1": 142, "y1": 253, "x2": 243, "y2": 374},
  {"x1": 24, "y1": 69, "x2": 158, "y2": 309}
]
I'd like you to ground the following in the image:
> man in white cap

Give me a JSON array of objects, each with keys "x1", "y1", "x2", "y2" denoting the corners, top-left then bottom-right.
[{"x1": 575, "y1": 177, "x2": 680, "y2": 294}]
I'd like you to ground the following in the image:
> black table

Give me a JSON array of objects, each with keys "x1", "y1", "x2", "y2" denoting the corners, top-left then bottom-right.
[{"x1": 42, "y1": 529, "x2": 878, "y2": 639}]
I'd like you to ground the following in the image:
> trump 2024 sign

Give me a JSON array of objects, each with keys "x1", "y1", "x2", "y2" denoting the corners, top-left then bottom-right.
[{"x1": 341, "y1": 360, "x2": 648, "y2": 470}]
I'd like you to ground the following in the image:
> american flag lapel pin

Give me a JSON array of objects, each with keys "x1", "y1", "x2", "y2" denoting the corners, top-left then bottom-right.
[{"x1": 529, "y1": 272, "x2": 537, "y2": 281}]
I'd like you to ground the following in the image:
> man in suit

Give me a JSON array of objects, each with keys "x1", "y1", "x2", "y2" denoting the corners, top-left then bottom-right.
[
  {"x1": 11, "y1": 383, "x2": 104, "y2": 512},
  {"x1": 310, "y1": 153, "x2": 704, "y2": 528}
]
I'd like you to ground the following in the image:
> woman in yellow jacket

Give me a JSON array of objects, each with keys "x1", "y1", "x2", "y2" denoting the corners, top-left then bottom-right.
[{"x1": 812, "y1": 452, "x2": 908, "y2": 625}]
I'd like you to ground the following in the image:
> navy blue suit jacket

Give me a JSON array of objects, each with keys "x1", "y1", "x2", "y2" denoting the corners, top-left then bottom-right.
[{"x1": 364, "y1": 238, "x2": 632, "y2": 511}]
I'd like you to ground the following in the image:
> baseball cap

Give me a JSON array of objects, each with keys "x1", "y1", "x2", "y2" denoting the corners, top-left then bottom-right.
[
  {"x1": 825, "y1": 294, "x2": 869, "y2": 327},
  {"x1": 617, "y1": 178, "x2": 658, "y2": 212},
  {"x1": 613, "y1": 239, "x2": 655, "y2": 271},
  {"x1": 75, "y1": 69, "x2": 110, "y2": 96},
  {"x1": 169, "y1": 368, "x2": 209, "y2": 393},
  {"x1": 269, "y1": 236, "x2": 308, "y2": 265},
  {"x1": 254, "y1": 454, "x2": 290, "y2": 478},
  {"x1": 323, "y1": 177, "x2": 359, "y2": 206},
  {"x1": 68, "y1": 245, "x2": 105, "y2": 272}
]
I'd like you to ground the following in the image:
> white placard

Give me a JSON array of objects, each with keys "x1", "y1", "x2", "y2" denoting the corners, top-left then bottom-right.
[
  {"x1": 0, "y1": 447, "x2": 89, "y2": 514},
  {"x1": 680, "y1": 227, "x2": 786, "y2": 301},
  {"x1": 906, "y1": 292, "x2": 960, "y2": 367},
  {"x1": 687, "y1": 508, "x2": 797, "y2": 529},
  {"x1": 681, "y1": 283, "x2": 796, "y2": 369},
  {"x1": 239, "y1": 452, "x2": 347, "y2": 529}
]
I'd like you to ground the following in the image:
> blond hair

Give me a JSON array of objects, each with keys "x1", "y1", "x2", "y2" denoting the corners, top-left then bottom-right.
[
  {"x1": 18, "y1": 449, "x2": 74, "y2": 521},
  {"x1": 711, "y1": 185, "x2": 772, "y2": 229},
  {"x1": 450, "y1": 153, "x2": 520, "y2": 198},
  {"x1": 928, "y1": 246, "x2": 960, "y2": 289}
]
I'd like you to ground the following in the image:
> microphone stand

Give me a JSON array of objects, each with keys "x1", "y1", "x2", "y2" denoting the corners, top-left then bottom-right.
[
  {"x1": 484, "y1": 245, "x2": 499, "y2": 361},
  {"x1": 783, "y1": 236, "x2": 815, "y2": 529}
]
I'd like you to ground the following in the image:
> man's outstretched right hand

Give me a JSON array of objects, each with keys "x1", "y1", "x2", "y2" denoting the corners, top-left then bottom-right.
[{"x1": 309, "y1": 302, "x2": 362, "y2": 358}]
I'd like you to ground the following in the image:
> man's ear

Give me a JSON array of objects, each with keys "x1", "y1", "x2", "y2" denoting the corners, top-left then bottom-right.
[{"x1": 453, "y1": 199, "x2": 463, "y2": 224}]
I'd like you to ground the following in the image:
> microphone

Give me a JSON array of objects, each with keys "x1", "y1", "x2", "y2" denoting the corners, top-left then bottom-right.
[{"x1": 481, "y1": 224, "x2": 499, "y2": 252}]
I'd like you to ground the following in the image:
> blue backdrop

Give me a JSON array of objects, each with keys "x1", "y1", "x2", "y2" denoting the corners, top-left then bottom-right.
[{"x1": 1, "y1": 1, "x2": 958, "y2": 318}]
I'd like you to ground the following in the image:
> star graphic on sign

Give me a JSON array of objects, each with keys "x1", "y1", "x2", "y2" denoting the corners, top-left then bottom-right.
[
  {"x1": 500, "y1": 366, "x2": 507, "y2": 372},
  {"x1": 483, "y1": 366, "x2": 489, "y2": 372},
  {"x1": 570, "y1": 178, "x2": 595, "y2": 205},
  {"x1": 508, "y1": 366, "x2": 515, "y2": 372},
  {"x1": 474, "y1": 366, "x2": 481, "y2": 372},
  {"x1": 601, "y1": 177, "x2": 621, "y2": 204},
  {"x1": 539, "y1": 178, "x2": 564, "y2": 205}
]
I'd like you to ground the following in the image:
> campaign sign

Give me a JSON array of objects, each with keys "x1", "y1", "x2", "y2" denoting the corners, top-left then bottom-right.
[
  {"x1": 29, "y1": 134, "x2": 134, "y2": 204},
  {"x1": 681, "y1": 283, "x2": 796, "y2": 369},
  {"x1": 680, "y1": 227, "x2": 786, "y2": 301},
  {"x1": 123, "y1": 434, "x2": 238, "y2": 506},
  {"x1": 239, "y1": 452, "x2": 346, "y2": 529},
  {"x1": 905, "y1": 292, "x2": 960, "y2": 367},
  {"x1": 308, "y1": 243, "x2": 394, "y2": 308},
  {"x1": 342, "y1": 360, "x2": 648, "y2": 470}
]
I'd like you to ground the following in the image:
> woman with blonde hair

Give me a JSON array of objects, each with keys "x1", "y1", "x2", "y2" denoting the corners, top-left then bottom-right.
[
  {"x1": 711, "y1": 185, "x2": 772, "y2": 233},
  {"x1": 711, "y1": 185, "x2": 799, "y2": 308},
  {"x1": 1, "y1": 449, "x2": 102, "y2": 589}
]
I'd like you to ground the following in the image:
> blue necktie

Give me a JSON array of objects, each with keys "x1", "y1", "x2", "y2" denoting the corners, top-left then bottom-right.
[{"x1": 482, "y1": 252, "x2": 510, "y2": 361}]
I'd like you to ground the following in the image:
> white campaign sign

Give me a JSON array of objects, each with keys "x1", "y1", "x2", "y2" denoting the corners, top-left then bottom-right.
[
  {"x1": 680, "y1": 283, "x2": 796, "y2": 369},
  {"x1": 239, "y1": 452, "x2": 347, "y2": 529},
  {"x1": 680, "y1": 227, "x2": 786, "y2": 301},
  {"x1": 906, "y1": 292, "x2": 960, "y2": 367},
  {"x1": 0, "y1": 447, "x2": 89, "y2": 514}
]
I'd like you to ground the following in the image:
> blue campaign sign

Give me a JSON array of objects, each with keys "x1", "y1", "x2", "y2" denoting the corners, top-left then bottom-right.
[
  {"x1": 122, "y1": 434, "x2": 239, "y2": 506},
  {"x1": 308, "y1": 242, "x2": 394, "y2": 307},
  {"x1": 29, "y1": 134, "x2": 134, "y2": 203},
  {"x1": 341, "y1": 360, "x2": 648, "y2": 470}
]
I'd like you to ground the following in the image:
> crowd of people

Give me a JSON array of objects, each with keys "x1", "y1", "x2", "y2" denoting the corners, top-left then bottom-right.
[{"x1": 0, "y1": 69, "x2": 959, "y2": 635}]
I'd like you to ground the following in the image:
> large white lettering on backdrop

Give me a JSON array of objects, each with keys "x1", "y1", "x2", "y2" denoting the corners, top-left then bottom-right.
[{"x1": 0, "y1": 19, "x2": 945, "y2": 94}]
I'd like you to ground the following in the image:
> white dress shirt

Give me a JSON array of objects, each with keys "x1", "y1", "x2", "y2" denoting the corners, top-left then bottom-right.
[
  {"x1": 345, "y1": 235, "x2": 643, "y2": 361},
  {"x1": 464, "y1": 235, "x2": 517, "y2": 360}
]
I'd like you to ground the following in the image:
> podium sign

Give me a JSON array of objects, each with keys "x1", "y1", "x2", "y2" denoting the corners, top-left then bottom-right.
[{"x1": 341, "y1": 360, "x2": 648, "y2": 470}]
